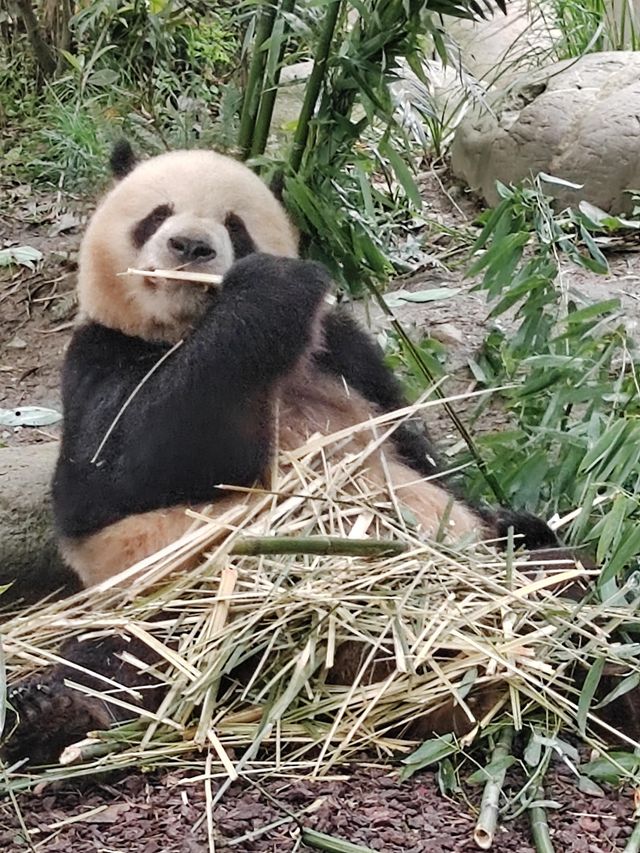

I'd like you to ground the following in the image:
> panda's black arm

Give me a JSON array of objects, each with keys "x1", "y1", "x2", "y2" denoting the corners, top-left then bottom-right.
[
  {"x1": 179, "y1": 254, "x2": 331, "y2": 390},
  {"x1": 316, "y1": 309, "x2": 441, "y2": 477},
  {"x1": 53, "y1": 254, "x2": 330, "y2": 537}
]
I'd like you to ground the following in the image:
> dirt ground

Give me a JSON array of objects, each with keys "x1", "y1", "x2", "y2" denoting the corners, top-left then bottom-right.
[
  {"x1": 0, "y1": 183, "x2": 82, "y2": 449},
  {"x1": 3, "y1": 168, "x2": 640, "y2": 851}
]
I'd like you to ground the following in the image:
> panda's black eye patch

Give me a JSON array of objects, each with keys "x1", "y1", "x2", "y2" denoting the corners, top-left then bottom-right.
[
  {"x1": 225, "y1": 212, "x2": 256, "y2": 260},
  {"x1": 131, "y1": 204, "x2": 174, "y2": 248}
]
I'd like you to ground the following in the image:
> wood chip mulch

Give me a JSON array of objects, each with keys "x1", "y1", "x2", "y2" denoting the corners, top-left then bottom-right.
[{"x1": 0, "y1": 759, "x2": 635, "y2": 852}]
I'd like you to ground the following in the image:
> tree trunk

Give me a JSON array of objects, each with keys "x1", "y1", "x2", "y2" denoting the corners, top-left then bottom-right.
[
  {"x1": 42, "y1": 0, "x2": 72, "y2": 67},
  {"x1": 10, "y1": 0, "x2": 57, "y2": 78}
]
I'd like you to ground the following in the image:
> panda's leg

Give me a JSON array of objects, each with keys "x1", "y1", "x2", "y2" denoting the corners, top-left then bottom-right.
[
  {"x1": 481, "y1": 506, "x2": 561, "y2": 550},
  {"x1": 3, "y1": 634, "x2": 165, "y2": 766}
]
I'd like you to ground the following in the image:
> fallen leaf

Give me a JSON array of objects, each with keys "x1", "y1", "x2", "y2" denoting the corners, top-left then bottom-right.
[
  {"x1": 0, "y1": 405, "x2": 63, "y2": 427},
  {"x1": 49, "y1": 211, "x2": 81, "y2": 236},
  {"x1": 85, "y1": 803, "x2": 131, "y2": 824},
  {"x1": 5, "y1": 336, "x2": 27, "y2": 349}
]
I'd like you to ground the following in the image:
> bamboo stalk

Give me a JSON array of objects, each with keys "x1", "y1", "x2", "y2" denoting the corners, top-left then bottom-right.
[
  {"x1": 474, "y1": 726, "x2": 515, "y2": 849},
  {"x1": 301, "y1": 827, "x2": 378, "y2": 853},
  {"x1": 365, "y1": 277, "x2": 507, "y2": 505},
  {"x1": 59, "y1": 736, "x2": 123, "y2": 766},
  {"x1": 121, "y1": 268, "x2": 223, "y2": 286},
  {"x1": 624, "y1": 814, "x2": 640, "y2": 853},
  {"x1": 238, "y1": 0, "x2": 279, "y2": 159},
  {"x1": 250, "y1": 0, "x2": 297, "y2": 158},
  {"x1": 529, "y1": 786, "x2": 555, "y2": 853},
  {"x1": 290, "y1": 0, "x2": 342, "y2": 173},
  {"x1": 230, "y1": 535, "x2": 407, "y2": 557}
]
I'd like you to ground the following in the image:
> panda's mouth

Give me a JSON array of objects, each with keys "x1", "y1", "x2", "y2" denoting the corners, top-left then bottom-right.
[
  {"x1": 118, "y1": 266, "x2": 223, "y2": 293},
  {"x1": 138, "y1": 267, "x2": 219, "y2": 293}
]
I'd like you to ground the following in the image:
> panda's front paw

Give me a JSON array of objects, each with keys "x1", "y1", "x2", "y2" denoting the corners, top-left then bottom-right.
[
  {"x1": 224, "y1": 253, "x2": 332, "y2": 309},
  {"x1": 493, "y1": 508, "x2": 559, "y2": 550},
  {"x1": 2, "y1": 673, "x2": 112, "y2": 766}
]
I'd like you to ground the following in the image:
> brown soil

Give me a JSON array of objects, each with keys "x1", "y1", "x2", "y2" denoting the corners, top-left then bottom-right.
[
  {"x1": 3, "y1": 170, "x2": 640, "y2": 851},
  {"x1": 0, "y1": 183, "x2": 83, "y2": 449}
]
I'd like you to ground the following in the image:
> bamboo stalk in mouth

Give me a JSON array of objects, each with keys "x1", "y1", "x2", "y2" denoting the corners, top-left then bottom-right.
[{"x1": 120, "y1": 268, "x2": 224, "y2": 286}]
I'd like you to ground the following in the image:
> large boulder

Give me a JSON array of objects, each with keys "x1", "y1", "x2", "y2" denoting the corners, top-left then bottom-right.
[
  {"x1": 451, "y1": 52, "x2": 640, "y2": 214},
  {"x1": 446, "y1": 0, "x2": 554, "y2": 83},
  {"x1": 0, "y1": 442, "x2": 80, "y2": 608}
]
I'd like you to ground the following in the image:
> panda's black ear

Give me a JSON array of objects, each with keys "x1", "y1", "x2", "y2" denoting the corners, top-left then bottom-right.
[
  {"x1": 109, "y1": 139, "x2": 137, "y2": 180},
  {"x1": 269, "y1": 171, "x2": 285, "y2": 203}
]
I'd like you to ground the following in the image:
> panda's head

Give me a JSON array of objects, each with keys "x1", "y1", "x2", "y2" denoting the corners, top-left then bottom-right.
[{"x1": 77, "y1": 142, "x2": 299, "y2": 342}]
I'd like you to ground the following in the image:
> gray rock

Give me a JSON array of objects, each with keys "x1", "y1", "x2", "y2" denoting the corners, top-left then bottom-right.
[
  {"x1": 0, "y1": 442, "x2": 80, "y2": 608},
  {"x1": 451, "y1": 51, "x2": 640, "y2": 213}
]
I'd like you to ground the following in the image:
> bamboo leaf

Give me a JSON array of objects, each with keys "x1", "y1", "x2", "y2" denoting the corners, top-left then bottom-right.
[
  {"x1": 467, "y1": 754, "x2": 517, "y2": 785},
  {"x1": 399, "y1": 733, "x2": 457, "y2": 780},
  {"x1": 600, "y1": 526, "x2": 640, "y2": 586},
  {"x1": 302, "y1": 828, "x2": 378, "y2": 853},
  {"x1": 581, "y1": 751, "x2": 640, "y2": 784},
  {"x1": 378, "y1": 139, "x2": 422, "y2": 209},
  {"x1": 539, "y1": 172, "x2": 583, "y2": 190},
  {"x1": 577, "y1": 657, "x2": 605, "y2": 735},
  {"x1": 596, "y1": 494, "x2": 628, "y2": 564},
  {"x1": 595, "y1": 672, "x2": 640, "y2": 708},
  {"x1": 577, "y1": 775, "x2": 605, "y2": 796}
]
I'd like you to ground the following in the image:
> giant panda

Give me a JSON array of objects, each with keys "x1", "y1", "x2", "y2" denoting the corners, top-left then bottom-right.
[
  {"x1": 4, "y1": 142, "x2": 560, "y2": 764},
  {"x1": 54, "y1": 141, "x2": 555, "y2": 587}
]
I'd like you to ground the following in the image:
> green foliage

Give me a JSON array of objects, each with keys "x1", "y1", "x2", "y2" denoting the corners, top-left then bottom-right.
[
  {"x1": 580, "y1": 750, "x2": 640, "y2": 784},
  {"x1": 385, "y1": 330, "x2": 448, "y2": 400},
  {"x1": 1, "y1": 1, "x2": 241, "y2": 189},
  {"x1": 0, "y1": 34, "x2": 39, "y2": 125},
  {"x1": 456, "y1": 176, "x2": 640, "y2": 593},
  {"x1": 28, "y1": 90, "x2": 113, "y2": 188},
  {"x1": 547, "y1": 0, "x2": 640, "y2": 57},
  {"x1": 399, "y1": 732, "x2": 458, "y2": 780},
  {"x1": 237, "y1": 0, "x2": 507, "y2": 290},
  {"x1": 70, "y1": 0, "x2": 237, "y2": 89},
  {"x1": 280, "y1": 2, "x2": 448, "y2": 289}
]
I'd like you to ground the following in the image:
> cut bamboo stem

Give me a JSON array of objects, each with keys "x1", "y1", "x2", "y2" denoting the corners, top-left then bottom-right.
[
  {"x1": 230, "y1": 535, "x2": 407, "y2": 558},
  {"x1": 120, "y1": 268, "x2": 223, "y2": 286},
  {"x1": 529, "y1": 785, "x2": 555, "y2": 853},
  {"x1": 59, "y1": 736, "x2": 122, "y2": 766},
  {"x1": 474, "y1": 726, "x2": 514, "y2": 849}
]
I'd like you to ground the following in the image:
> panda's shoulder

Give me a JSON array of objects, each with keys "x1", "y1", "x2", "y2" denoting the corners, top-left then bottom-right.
[{"x1": 64, "y1": 322, "x2": 165, "y2": 385}]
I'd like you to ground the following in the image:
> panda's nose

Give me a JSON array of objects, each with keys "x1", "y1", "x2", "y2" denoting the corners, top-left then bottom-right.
[{"x1": 168, "y1": 236, "x2": 217, "y2": 263}]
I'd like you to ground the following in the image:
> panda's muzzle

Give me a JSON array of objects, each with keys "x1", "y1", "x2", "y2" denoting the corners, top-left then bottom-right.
[{"x1": 168, "y1": 235, "x2": 217, "y2": 264}]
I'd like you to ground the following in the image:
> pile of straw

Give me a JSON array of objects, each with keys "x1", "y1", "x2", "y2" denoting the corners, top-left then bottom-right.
[{"x1": 2, "y1": 399, "x2": 638, "y2": 795}]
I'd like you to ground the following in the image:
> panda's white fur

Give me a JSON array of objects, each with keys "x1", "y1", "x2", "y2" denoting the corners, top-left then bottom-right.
[{"x1": 62, "y1": 149, "x2": 483, "y2": 587}]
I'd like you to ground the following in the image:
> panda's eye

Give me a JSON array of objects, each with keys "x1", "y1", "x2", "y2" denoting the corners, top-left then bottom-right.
[
  {"x1": 224, "y1": 212, "x2": 256, "y2": 260},
  {"x1": 131, "y1": 204, "x2": 174, "y2": 248}
]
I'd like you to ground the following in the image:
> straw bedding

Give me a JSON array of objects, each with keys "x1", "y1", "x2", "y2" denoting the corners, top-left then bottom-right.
[{"x1": 2, "y1": 401, "x2": 639, "y2": 790}]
